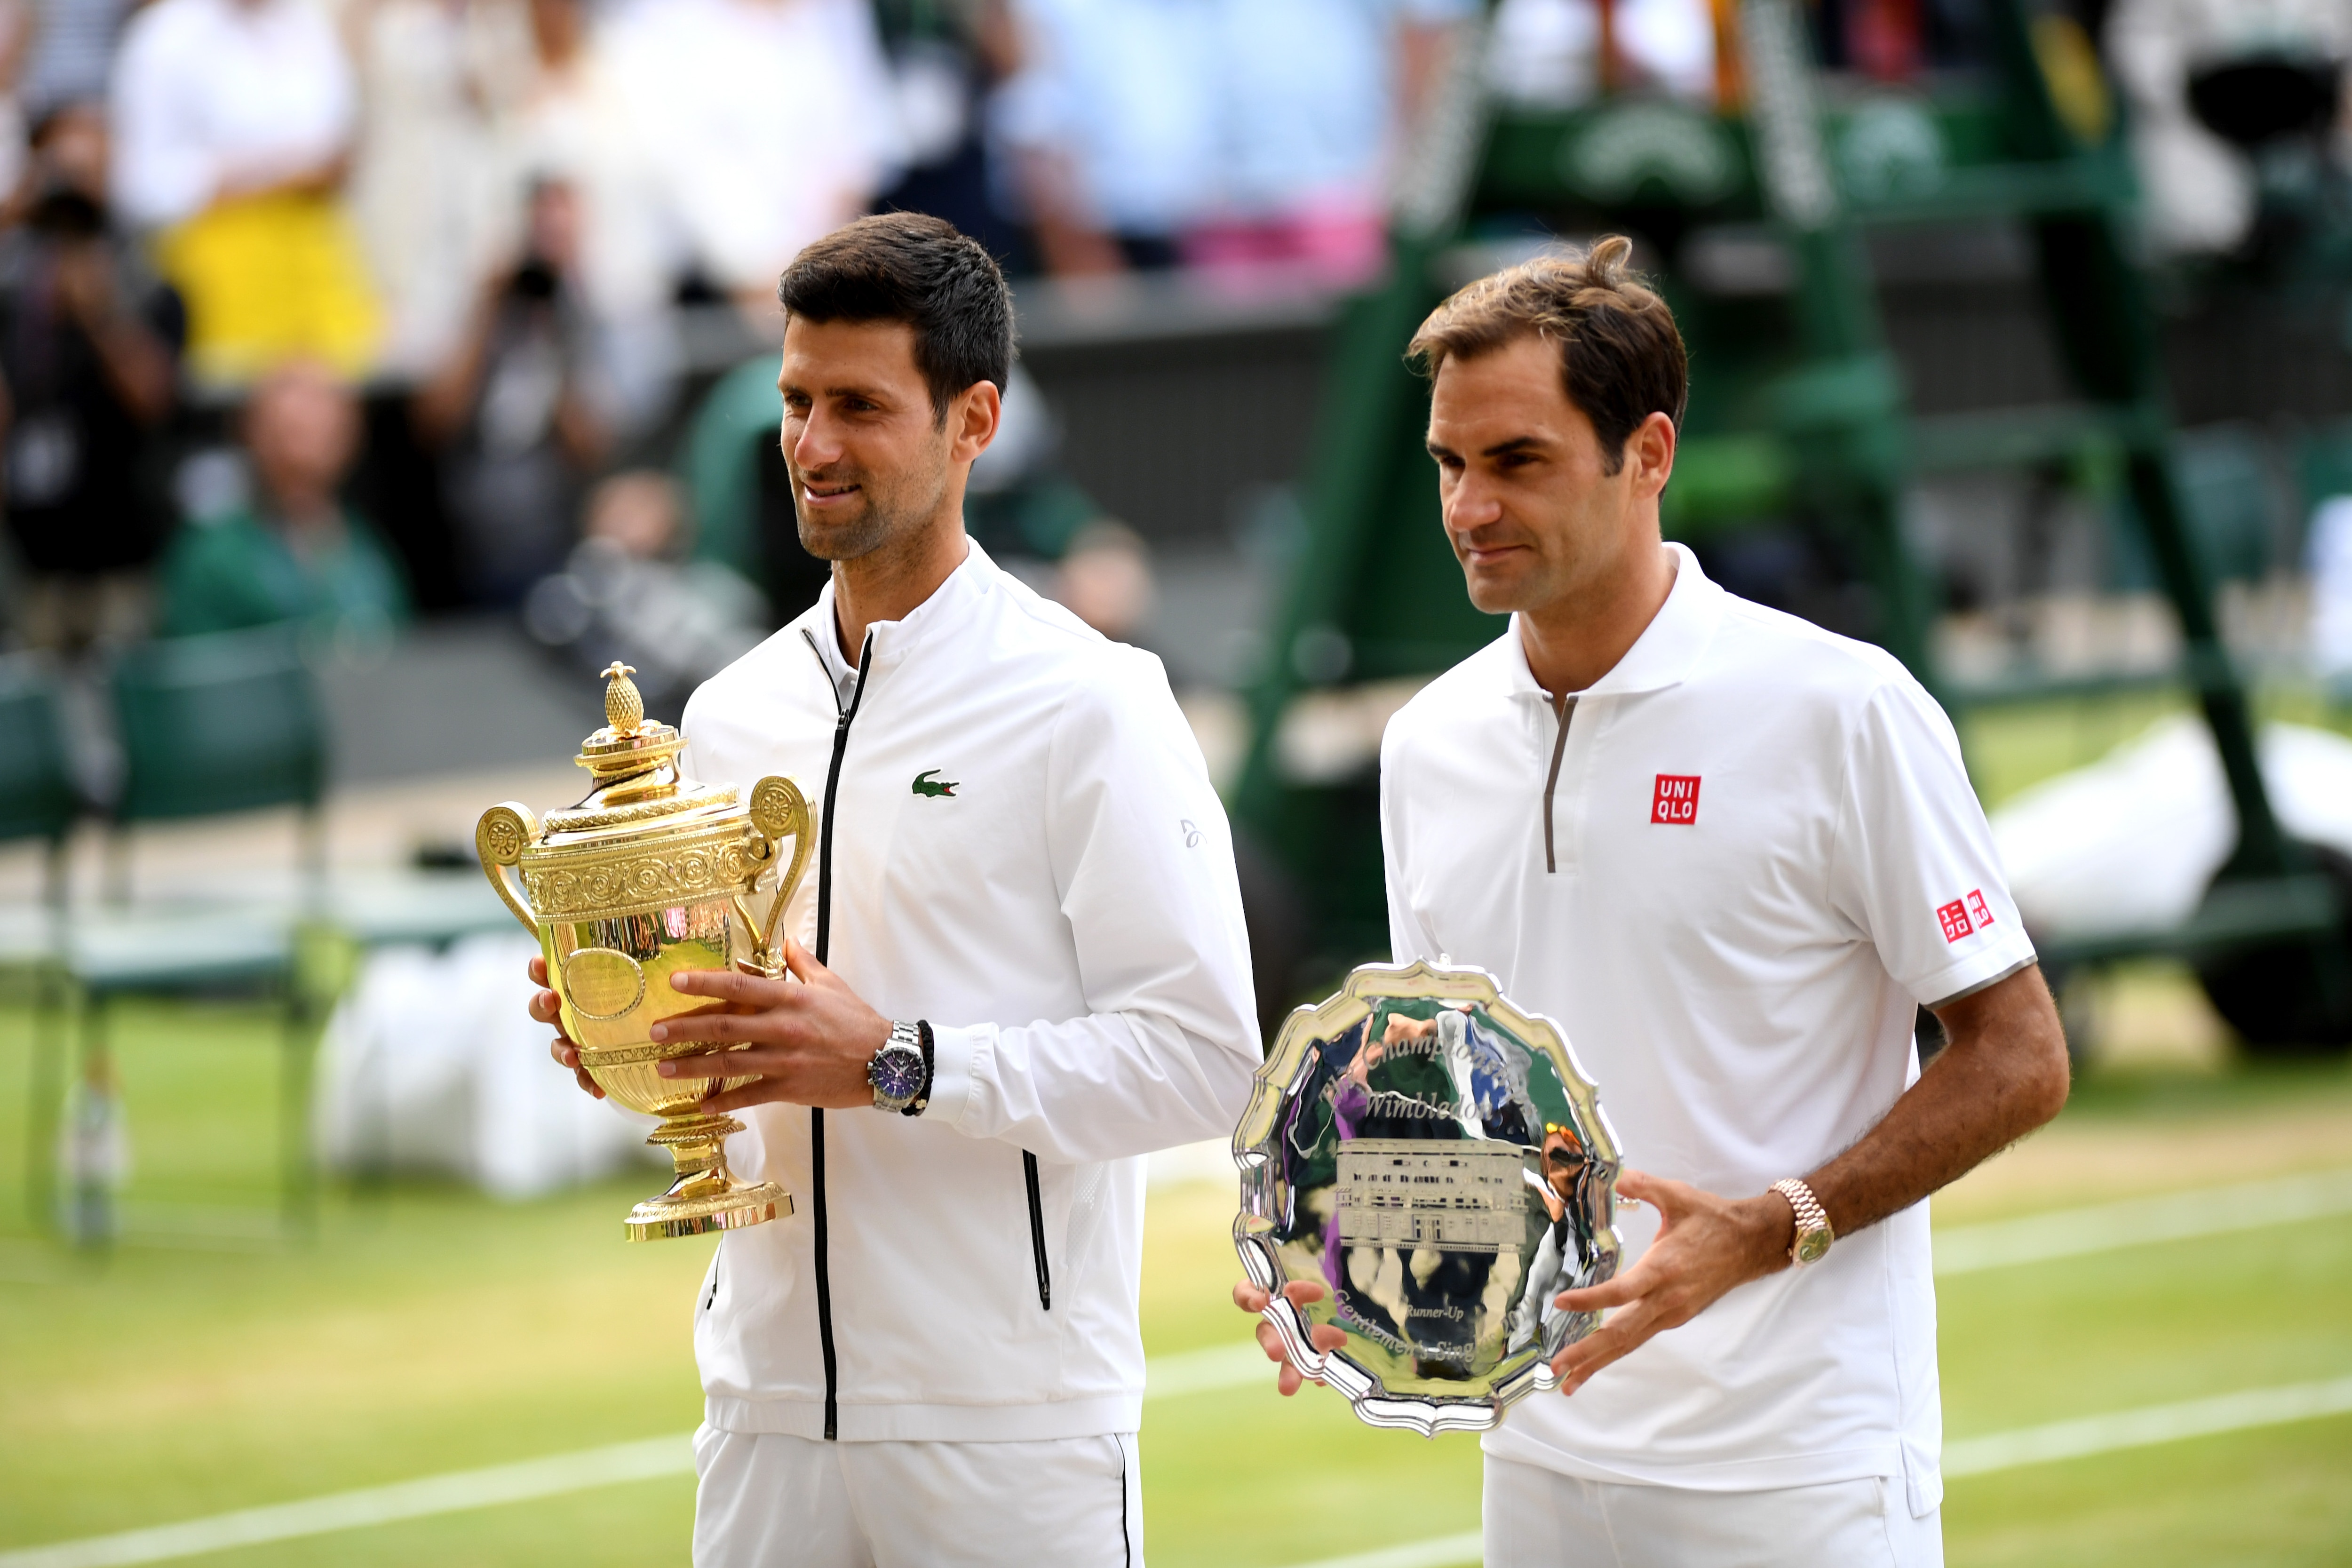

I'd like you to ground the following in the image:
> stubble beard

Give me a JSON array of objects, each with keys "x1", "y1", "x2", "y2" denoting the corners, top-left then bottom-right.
[
  {"x1": 793, "y1": 462, "x2": 890, "y2": 562},
  {"x1": 1458, "y1": 542, "x2": 1555, "y2": 617},
  {"x1": 793, "y1": 459, "x2": 949, "y2": 566},
  {"x1": 796, "y1": 500, "x2": 891, "y2": 563}
]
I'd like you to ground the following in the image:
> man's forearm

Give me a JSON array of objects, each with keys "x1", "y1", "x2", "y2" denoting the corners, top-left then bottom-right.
[{"x1": 1801, "y1": 965, "x2": 2071, "y2": 1242}]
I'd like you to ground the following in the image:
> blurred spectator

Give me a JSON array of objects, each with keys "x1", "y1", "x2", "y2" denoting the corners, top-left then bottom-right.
[
  {"x1": 20, "y1": 0, "x2": 125, "y2": 122},
  {"x1": 522, "y1": 467, "x2": 768, "y2": 709},
  {"x1": 605, "y1": 0, "x2": 902, "y2": 318},
  {"x1": 1186, "y1": 0, "x2": 1477, "y2": 290},
  {"x1": 111, "y1": 0, "x2": 380, "y2": 382},
  {"x1": 346, "y1": 0, "x2": 502, "y2": 376},
  {"x1": 870, "y1": 0, "x2": 1035, "y2": 270},
  {"x1": 477, "y1": 0, "x2": 673, "y2": 370},
  {"x1": 0, "y1": 0, "x2": 29, "y2": 202},
  {"x1": 412, "y1": 175, "x2": 616, "y2": 606},
  {"x1": 2108, "y1": 0, "x2": 2352, "y2": 259},
  {"x1": 159, "y1": 359, "x2": 409, "y2": 639},
  {"x1": 2311, "y1": 494, "x2": 2352, "y2": 699},
  {"x1": 1486, "y1": 0, "x2": 1717, "y2": 110},
  {"x1": 991, "y1": 0, "x2": 1219, "y2": 274},
  {"x1": 0, "y1": 102, "x2": 183, "y2": 653},
  {"x1": 1049, "y1": 519, "x2": 1155, "y2": 640}
]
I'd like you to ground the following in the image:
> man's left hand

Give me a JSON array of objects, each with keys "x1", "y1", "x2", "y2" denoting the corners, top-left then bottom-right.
[
  {"x1": 648, "y1": 938, "x2": 892, "y2": 1113},
  {"x1": 1548, "y1": 1168, "x2": 1790, "y2": 1396}
]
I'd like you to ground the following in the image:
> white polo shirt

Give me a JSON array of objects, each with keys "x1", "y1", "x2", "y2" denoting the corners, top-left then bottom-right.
[{"x1": 1378, "y1": 543, "x2": 2034, "y2": 1512}]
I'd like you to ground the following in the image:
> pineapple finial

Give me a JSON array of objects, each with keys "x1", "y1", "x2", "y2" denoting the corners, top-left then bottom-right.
[{"x1": 600, "y1": 662, "x2": 644, "y2": 734}]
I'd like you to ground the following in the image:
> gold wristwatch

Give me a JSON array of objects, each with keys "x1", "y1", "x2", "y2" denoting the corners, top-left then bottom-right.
[{"x1": 1771, "y1": 1178, "x2": 1835, "y2": 1267}]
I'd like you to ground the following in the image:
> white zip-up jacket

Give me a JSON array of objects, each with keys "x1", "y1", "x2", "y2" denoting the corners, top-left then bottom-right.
[{"x1": 678, "y1": 541, "x2": 1259, "y2": 1443}]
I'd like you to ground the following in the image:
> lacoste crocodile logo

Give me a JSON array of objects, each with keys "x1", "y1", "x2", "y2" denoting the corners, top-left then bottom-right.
[{"x1": 912, "y1": 769, "x2": 959, "y2": 798}]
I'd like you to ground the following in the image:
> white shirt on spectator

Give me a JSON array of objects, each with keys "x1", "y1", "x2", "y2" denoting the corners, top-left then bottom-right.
[
  {"x1": 468, "y1": 1, "x2": 678, "y2": 427},
  {"x1": 349, "y1": 0, "x2": 504, "y2": 374},
  {"x1": 110, "y1": 0, "x2": 356, "y2": 230},
  {"x1": 1487, "y1": 0, "x2": 1718, "y2": 109},
  {"x1": 993, "y1": 0, "x2": 1221, "y2": 239},
  {"x1": 1379, "y1": 544, "x2": 2034, "y2": 1512},
  {"x1": 1207, "y1": 0, "x2": 1475, "y2": 222},
  {"x1": 604, "y1": 0, "x2": 902, "y2": 292}
]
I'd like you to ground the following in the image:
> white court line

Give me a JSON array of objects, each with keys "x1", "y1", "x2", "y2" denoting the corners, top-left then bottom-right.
[
  {"x1": 1942, "y1": 1374, "x2": 2352, "y2": 1476},
  {"x1": 1933, "y1": 1168, "x2": 2352, "y2": 1277},
  {"x1": 0, "y1": 1348, "x2": 1268, "y2": 1568},
  {"x1": 7, "y1": 1171, "x2": 2350, "y2": 1568},
  {"x1": 1281, "y1": 1533, "x2": 1486, "y2": 1568},
  {"x1": 1144, "y1": 1340, "x2": 1268, "y2": 1398},
  {"x1": 0, "y1": 1436, "x2": 691, "y2": 1568},
  {"x1": 1277, "y1": 1376, "x2": 2352, "y2": 1568},
  {"x1": 16, "y1": 1372, "x2": 2352, "y2": 1568}
]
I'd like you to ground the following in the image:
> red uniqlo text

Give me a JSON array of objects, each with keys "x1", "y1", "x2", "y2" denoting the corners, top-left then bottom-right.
[
  {"x1": 1937, "y1": 899, "x2": 1974, "y2": 943},
  {"x1": 1651, "y1": 774, "x2": 1701, "y2": 825},
  {"x1": 1965, "y1": 888, "x2": 1994, "y2": 928}
]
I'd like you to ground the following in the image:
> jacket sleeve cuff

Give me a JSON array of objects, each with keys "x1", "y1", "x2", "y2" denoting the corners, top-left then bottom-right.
[{"x1": 922, "y1": 1021, "x2": 991, "y2": 1131}]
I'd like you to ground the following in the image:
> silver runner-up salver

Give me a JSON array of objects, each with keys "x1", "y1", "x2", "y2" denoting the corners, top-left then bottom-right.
[{"x1": 1234, "y1": 960, "x2": 1624, "y2": 1436}]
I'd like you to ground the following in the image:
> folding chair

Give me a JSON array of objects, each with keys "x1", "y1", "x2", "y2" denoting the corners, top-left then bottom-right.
[{"x1": 45, "y1": 626, "x2": 328, "y2": 1242}]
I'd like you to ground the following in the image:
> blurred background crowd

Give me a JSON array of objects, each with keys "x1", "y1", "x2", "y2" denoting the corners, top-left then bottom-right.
[
  {"x1": 0, "y1": 0, "x2": 1493, "y2": 688},
  {"x1": 2, "y1": 0, "x2": 2351, "y2": 701}
]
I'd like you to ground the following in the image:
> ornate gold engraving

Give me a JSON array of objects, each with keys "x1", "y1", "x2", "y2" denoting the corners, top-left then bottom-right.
[
  {"x1": 477, "y1": 804, "x2": 535, "y2": 867},
  {"x1": 544, "y1": 783, "x2": 739, "y2": 835},
  {"x1": 521, "y1": 821, "x2": 764, "y2": 921}
]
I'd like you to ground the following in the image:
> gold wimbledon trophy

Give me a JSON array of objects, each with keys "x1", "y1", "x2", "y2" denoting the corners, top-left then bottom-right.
[{"x1": 477, "y1": 662, "x2": 811, "y2": 1241}]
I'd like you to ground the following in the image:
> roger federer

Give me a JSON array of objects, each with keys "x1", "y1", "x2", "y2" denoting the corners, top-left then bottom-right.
[{"x1": 1242, "y1": 239, "x2": 2070, "y2": 1566}]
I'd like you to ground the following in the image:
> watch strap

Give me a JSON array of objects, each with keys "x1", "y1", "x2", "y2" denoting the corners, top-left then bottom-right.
[
  {"x1": 901, "y1": 1020, "x2": 934, "y2": 1118},
  {"x1": 1771, "y1": 1178, "x2": 1834, "y2": 1266}
]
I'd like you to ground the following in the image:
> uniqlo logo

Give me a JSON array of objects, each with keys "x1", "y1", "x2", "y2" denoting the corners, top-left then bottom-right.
[
  {"x1": 1937, "y1": 899, "x2": 1974, "y2": 943},
  {"x1": 1966, "y1": 889, "x2": 1994, "y2": 928},
  {"x1": 1651, "y1": 774, "x2": 1700, "y2": 824}
]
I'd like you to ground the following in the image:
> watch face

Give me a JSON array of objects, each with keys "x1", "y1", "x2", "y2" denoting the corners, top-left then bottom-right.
[
  {"x1": 871, "y1": 1044, "x2": 925, "y2": 1102},
  {"x1": 1796, "y1": 1229, "x2": 1833, "y2": 1265}
]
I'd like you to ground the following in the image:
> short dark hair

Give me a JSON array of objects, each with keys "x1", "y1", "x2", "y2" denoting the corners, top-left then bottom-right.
[
  {"x1": 1407, "y1": 235, "x2": 1686, "y2": 475},
  {"x1": 776, "y1": 213, "x2": 1015, "y2": 424}
]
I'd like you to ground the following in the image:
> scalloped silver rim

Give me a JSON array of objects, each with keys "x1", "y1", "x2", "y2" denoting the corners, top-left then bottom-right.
[{"x1": 1232, "y1": 958, "x2": 1625, "y2": 1437}]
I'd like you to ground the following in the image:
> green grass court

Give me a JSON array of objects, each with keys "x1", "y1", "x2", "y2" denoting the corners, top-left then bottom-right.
[
  {"x1": 1, "y1": 989, "x2": 2349, "y2": 1567},
  {"x1": 6, "y1": 699, "x2": 2352, "y2": 1565}
]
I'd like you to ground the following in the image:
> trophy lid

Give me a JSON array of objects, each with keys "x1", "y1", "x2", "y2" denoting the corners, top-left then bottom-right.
[{"x1": 538, "y1": 662, "x2": 738, "y2": 838}]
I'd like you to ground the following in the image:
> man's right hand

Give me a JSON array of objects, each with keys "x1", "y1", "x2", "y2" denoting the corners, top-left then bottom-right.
[
  {"x1": 529, "y1": 955, "x2": 604, "y2": 1099},
  {"x1": 1232, "y1": 1278, "x2": 1350, "y2": 1396}
]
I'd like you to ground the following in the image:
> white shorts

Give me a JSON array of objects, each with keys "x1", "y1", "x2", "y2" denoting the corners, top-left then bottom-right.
[
  {"x1": 1483, "y1": 1455, "x2": 1943, "y2": 1568},
  {"x1": 691, "y1": 1425, "x2": 1142, "y2": 1568}
]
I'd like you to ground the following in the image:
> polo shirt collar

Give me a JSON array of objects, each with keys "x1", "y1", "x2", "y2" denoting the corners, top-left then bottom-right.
[{"x1": 1505, "y1": 541, "x2": 1723, "y2": 702}]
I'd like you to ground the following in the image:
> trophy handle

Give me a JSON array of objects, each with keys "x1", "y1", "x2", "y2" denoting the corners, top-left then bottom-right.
[
  {"x1": 475, "y1": 802, "x2": 542, "y2": 935},
  {"x1": 747, "y1": 776, "x2": 813, "y2": 967}
]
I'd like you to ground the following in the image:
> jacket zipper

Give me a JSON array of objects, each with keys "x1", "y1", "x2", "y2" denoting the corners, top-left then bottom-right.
[
  {"x1": 1542, "y1": 694, "x2": 1578, "y2": 874},
  {"x1": 803, "y1": 626, "x2": 874, "y2": 1441},
  {"x1": 1023, "y1": 1152, "x2": 1051, "y2": 1311}
]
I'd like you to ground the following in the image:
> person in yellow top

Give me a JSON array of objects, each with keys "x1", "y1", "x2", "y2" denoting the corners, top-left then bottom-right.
[
  {"x1": 108, "y1": 0, "x2": 380, "y2": 382},
  {"x1": 159, "y1": 360, "x2": 408, "y2": 640}
]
